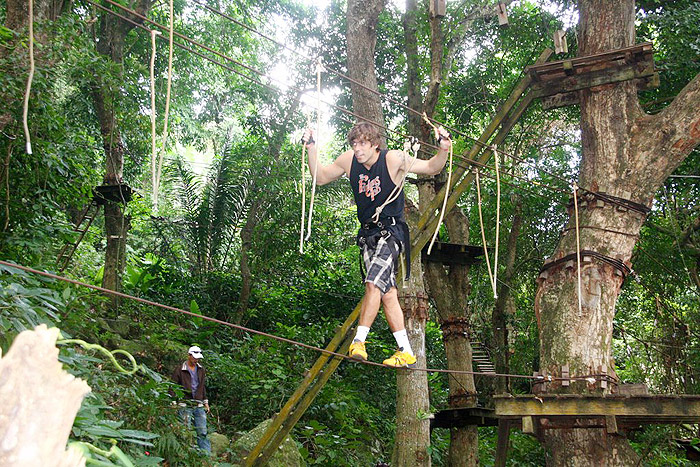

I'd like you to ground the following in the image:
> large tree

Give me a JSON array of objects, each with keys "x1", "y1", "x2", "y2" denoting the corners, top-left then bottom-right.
[{"x1": 536, "y1": 0, "x2": 700, "y2": 464}]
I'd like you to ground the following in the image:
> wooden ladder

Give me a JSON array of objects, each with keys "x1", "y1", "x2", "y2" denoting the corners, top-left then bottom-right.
[{"x1": 57, "y1": 200, "x2": 100, "y2": 272}]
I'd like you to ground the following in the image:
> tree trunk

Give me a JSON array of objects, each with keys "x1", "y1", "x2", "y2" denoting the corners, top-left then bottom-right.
[
  {"x1": 393, "y1": 200, "x2": 431, "y2": 467},
  {"x1": 90, "y1": 1, "x2": 150, "y2": 308},
  {"x1": 536, "y1": 1, "x2": 700, "y2": 464},
  {"x1": 346, "y1": 0, "x2": 386, "y2": 144},
  {"x1": 424, "y1": 209, "x2": 478, "y2": 467}
]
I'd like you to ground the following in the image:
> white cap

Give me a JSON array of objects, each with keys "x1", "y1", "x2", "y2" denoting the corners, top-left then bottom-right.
[{"x1": 188, "y1": 345, "x2": 203, "y2": 359}]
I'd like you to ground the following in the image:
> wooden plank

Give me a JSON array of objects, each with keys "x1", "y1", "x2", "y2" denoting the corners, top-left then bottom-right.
[
  {"x1": 541, "y1": 92, "x2": 579, "y2": 110},
  {"x1": 525, "y1": 42, "x2": 653, "y2": 76},
  {"x1": 531, "y1": 62, "x2": 655, "y2": 98}
]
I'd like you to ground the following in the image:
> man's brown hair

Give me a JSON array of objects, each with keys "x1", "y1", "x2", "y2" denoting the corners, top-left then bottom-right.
[{"x1": 347, "y1": 121, "x2": 382, "y2": 148}]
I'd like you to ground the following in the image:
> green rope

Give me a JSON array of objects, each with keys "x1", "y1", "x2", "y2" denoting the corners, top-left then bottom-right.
[
  {"x1": 69, "y1": 441, "x2": 135, "y2": 467},
  {"x1": 57, "y1": 337, "x2": 139, "y2": 375}
]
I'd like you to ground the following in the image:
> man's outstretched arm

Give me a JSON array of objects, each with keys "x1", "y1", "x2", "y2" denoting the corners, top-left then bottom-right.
[{"x1": 303, "y1": 129, "x2": 348, "y2": 185}]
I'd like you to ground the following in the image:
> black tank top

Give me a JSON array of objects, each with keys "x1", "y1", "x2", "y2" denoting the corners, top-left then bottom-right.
[{"x1": 349, "y1": 149, "x2": 405, "y2": 224}]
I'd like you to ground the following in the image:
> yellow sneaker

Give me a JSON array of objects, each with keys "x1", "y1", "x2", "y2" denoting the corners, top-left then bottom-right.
[
  {"x1": 383, "y1": 349, "x2": 417, "y2": 368},
  {"x1": 349, "y1": 340, "x2": 368, "y2": 361}
]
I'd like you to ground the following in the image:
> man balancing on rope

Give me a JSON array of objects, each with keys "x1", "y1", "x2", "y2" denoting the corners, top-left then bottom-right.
[{"x1": 303, "y1": 122, "x2": 451, "y2": 367}]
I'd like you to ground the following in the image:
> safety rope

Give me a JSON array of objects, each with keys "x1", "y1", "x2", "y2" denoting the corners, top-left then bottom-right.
[
  {"x1": 475, "y1": 170, "x2": 496, "y2": 298},
  {"x1": 573, "y1": 183, "x2": 582, "y2": 314},
  {"x1": 424, "y1": 113, "x2": 453, "y2": 256},
  {"x1": 305, "y1": 57, "x2": 324, "y2": 242},
  {"x1": 0, "y1": 259, "x2": 611, "y2": 383},
  {"x1": 370, "y1": 138, "x2": 419, "y2": 224},
  {"x1": 22, "y1": 0, "x2": 35, "y2": 155}
]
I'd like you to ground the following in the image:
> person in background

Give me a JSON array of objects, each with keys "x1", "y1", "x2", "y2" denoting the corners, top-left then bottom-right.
[{"x1": 171, "y1": 345, "x2": 211, "y2": 454}]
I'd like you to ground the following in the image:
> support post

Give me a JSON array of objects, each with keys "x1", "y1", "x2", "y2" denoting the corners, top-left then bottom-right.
[{"x1": 495, "y1": 419, "x2": 511, "y2": 467}]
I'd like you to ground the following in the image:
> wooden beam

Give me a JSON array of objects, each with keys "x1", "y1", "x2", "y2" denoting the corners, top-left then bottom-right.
[
  {"x1": 494, "y1": 394, "x2": 700, "y2": 418},
  {"x1": 494, "y1": 420, "x2": 511, "y2": 467},
  {"x1": 531, "y1": 62, "x2": 655, "y2": 99},
  {"x1": 522, "y1": 416, "x2": 535, "y2": 434},
  {"x1": 606, "y1": 415, "x2": 618, "y2": 434}
]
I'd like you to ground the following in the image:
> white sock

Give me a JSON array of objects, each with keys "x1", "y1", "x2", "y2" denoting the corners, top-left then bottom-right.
[
  {"x1": 354, "y1": 325, "x2": 370, "y2": 342},
  {"x1": 393, "y1": 329, "x2": 413, "y2": 355}
]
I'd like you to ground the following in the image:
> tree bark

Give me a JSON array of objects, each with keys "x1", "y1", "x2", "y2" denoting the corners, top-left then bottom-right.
[
  {"x1": 536, "y1": 1, "x2": 700, "y2": 464},
  {"x1": 346, "y1": 0, "x2": 386, "y2": 144}
]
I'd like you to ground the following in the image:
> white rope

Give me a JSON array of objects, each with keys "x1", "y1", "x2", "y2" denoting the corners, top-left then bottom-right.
[
  {"x1": 573, "y1": 182, "x2": 582, "y2": 314},
  {"x1": 22, "y1": 0, "x2": 35, "y2": 155},
  {"x1": 370, "y1": 138, "x2": 419, "y2": 224},
  {"x1": 154, "y1": 0, "x2": 174, "y2": 212},
  {"x1": 150, "y1": 29, "x2": 161, "y2": 209},
  {"x1": 475, "y1": 169, "x2": 496, "y2": 298},
  {"x1": 305, "y1": 57, "x2": 324, "y2": 241},
  {"x1": 299, "y1": 142, "x2": 307, "y2": 254},
  {"x1": 426, "y1": 115, "x2": 453, "y2": 255}
]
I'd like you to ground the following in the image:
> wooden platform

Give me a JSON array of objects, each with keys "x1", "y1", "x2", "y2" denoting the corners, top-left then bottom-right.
[
  {"x1": 421, "y1": 241, "x2": 485, "y2": 266},
  {"x1": 526, "y1": 42, "x2": 658, "y2": 109},
  {"x1": 94, "y1": 184, "x2": 133, "y2": 204},
  {"x1": 494, "y1": 394, "x2": 700, "y2": 432},
  {"x1": 431, "y1": 407, "x2": 498, "y2": 430}
]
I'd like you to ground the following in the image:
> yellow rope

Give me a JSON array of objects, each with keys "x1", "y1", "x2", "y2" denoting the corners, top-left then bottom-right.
[
  {"x1": 573, "y1": 182, "x2": 582, "y2": 314},
  {"x1": 475, "y1": 170, "x2": 496, "y2": 297},
  {"x1": 493, "y1": 146, "x2": 501, "y2": 299},
  {"x1": 22, "y1": 0, "x2": 35, "y2": 155},
  {"x1": 305, "y1": 57, "x2": 324, "y2": 241}
]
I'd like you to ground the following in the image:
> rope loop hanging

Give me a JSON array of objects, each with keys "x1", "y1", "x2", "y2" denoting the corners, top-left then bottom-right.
[
  {"x1": 22, "y1": 0, "x2": 35, "y2": 155},
  {"x1": 305, "y1": 57, "x2": 325, "y2": 242},
  {"x1": 475, "y1": 168, "x2": 496, "y2": 298}
]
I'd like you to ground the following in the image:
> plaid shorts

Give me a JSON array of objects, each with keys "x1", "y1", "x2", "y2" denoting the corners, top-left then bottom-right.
[{"x1": 362, "y1": 235, "x2": 401, "y2": 294}]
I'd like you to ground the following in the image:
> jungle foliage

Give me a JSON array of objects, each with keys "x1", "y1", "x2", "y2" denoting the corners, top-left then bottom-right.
[{"x1": 0, "y1": 0, "x2": 699, "y2": 465}]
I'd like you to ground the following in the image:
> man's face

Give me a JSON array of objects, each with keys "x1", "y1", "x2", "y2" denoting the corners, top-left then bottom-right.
[
  {"x1": 188, "y1": 353, "x2": 199, "y2": 365},
  {"x1": 351, "y1": 139, "x2": 378, "y2": 164}
]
